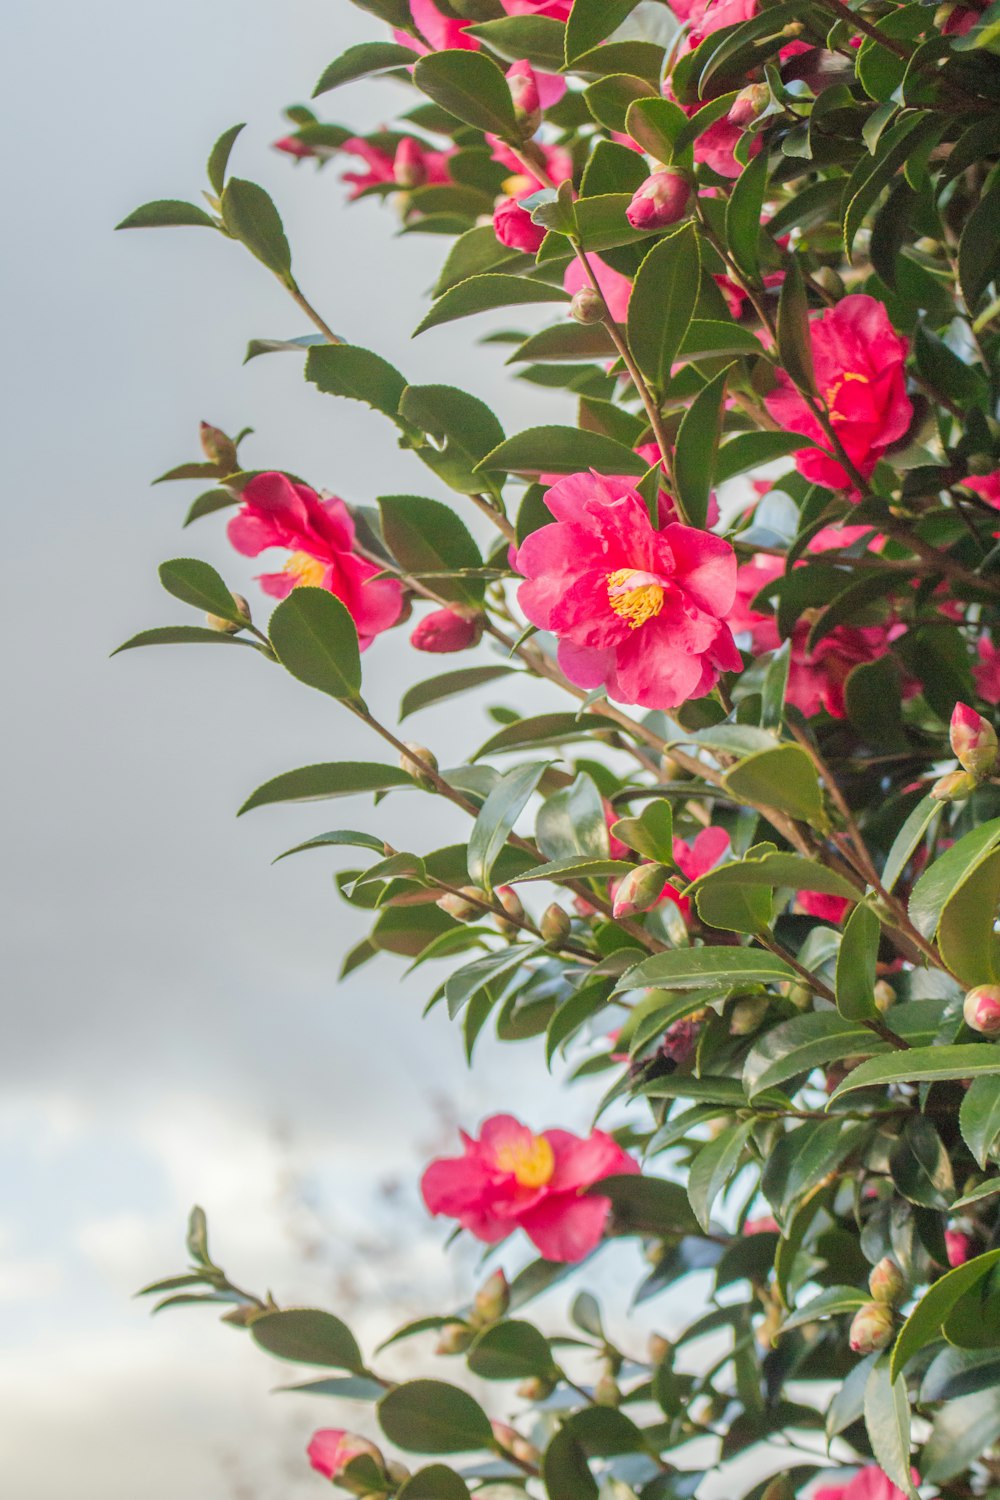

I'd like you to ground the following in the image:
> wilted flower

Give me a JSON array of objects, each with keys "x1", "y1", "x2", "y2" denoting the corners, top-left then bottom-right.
[{"x1": 421, "y1": 1113, "x2": 639, "y2": 1261}]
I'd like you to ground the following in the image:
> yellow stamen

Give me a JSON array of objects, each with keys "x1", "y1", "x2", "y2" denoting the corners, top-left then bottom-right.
[
  {"x1": 283, "y1": 551, "x2": 326, "y2": 588},
  {"x1": 826, "y1": 370, "x2": 868, "y2": 422},
  {"x1": 607, "y1": 567, "x2": 665, "y2": 629},
  {"x1": 495, "y1": 1133, "x2": 555, "y2": 1189}
]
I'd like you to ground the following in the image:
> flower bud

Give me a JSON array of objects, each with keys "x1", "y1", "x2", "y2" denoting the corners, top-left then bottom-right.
[
  {"x1": 963, "y1": 983, "x2": 1000, "y2": 1036},
  {"x1": 868, "y1": 1257, "x2": 906, "y2": 1306},
  {"x1": 593, "y1": 1372, "x2": 622, "y2": 1407},
  {"x1": 307, "y1": 1431, "x2": 385, "y2": 1484},
  {"x1": 660, "y1": 753, "x2": 681, "y2": 780},
  {"x1": 727, "y1": 82, "x2": 770, "y2": 128},
  {"x1": 729, "y1": 995, "x2": 769, "y2": 1036},
  {"x1": 570, "y1": 287, "x2": 606, "y2": 324},
  {"x1": 199, "y1": 421, "x2": 238, "y2": 472},
  {"x1": 612, "y1": 862, "x2": 667, "y2": 919},
  {"x1": 410, "y1": 608, "x2": 482, "y2": 654},
  {"x1": 626, "y1": 169, "x2": 691, "y2": 231},
  {"x1": 517, "y1": 1374, "x2": 556, "y2": 1400},
  {"x1": 648, "y1": 1333, "x2": 672, "y2": 1365},
  {"x1": 848, "y1": 1300, "x2": 894, "y2": 1355},
  {"x1": 493, "y1": 884, "x2": 525, "y2": 937},
  {"x1": 399, "y1": 742, "x2": 439, "y2": 788},
  {"x1": 491, "y1": 1421, "x2": 518, "y2": 1452},
  {"x1": 945, "y1": 1229, "x2": 976, "y2": 1267},
  {"x1": 473, "y1": 1268, "x2": 510, "y2": 1324},
  {"x1": 930, "y1": 768, "x2": 977, "y2": 802},
  {"x1": 873, "y1": 980, "x2": 896, "y2": 1014},
  {"x1": 950, "y1": 702, "x2": 998, "y2": 778},
  {"x1": 394, "y1": 137, "x2": 427, "y2": 189},
  {"x1": 540, "y1": 902, "x2": 571, "y2": 946},
  {"x1": 205, "y1": 593, "x2": 251, "y2": 634},
  {"x1": 506, "y1": 60, "x2": 541, "y2": 136},
  {"x1": 435, "y1": 1321, "x2": 473, "y2": 1355},
  {"x1": 493, "y1": 196, "x2": 546, "y2": 255},
  {"x1": 437, "y1": 886, "x2": 487, "y2": 922}
]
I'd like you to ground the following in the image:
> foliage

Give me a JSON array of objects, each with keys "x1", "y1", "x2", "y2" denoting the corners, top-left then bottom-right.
[{"x1": 122, "y1": 0, "x2": 1000, "y2": 1496}]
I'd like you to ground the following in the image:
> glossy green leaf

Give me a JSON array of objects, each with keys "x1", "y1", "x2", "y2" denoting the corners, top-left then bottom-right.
[
  {"x1": 611, "y1": 800, "x2": 674, "y2": 864},
  {"x1": 864, "y1": 1358, "x2": 916, "y2": 1500},
  {"x1": 881, "y1": 794, "x2": 940, "y2": 894},
  {"x1": 959, "y1": 175, "x2": 1000, "y2": 311},
  {"x1": 397, "y1": 1467, "x2": 471, "y2": 1500},
  {"x1": 116, "y1": 199, "x2": 218, "y2": 231},
  {"x1": 616, "y1": 946, "x2": 795, "y2": 993},
  {"x1": 239, "y1": 763, "x2": 412, "y2": 815},
  {"x1": 511, "y1": 855, "x2": 634, "y2": 884},
  {"x1": 908, "y1": 818, "x2": 1000, "y2": 938},
  {"x1": 536, "y1": 773, "x2": 609, "y2": 861},
  {"x1": 415, "y1": 274, "x2": 570, "y2": 336},
  {"x1": 744, "y1": 1013, "x2": 876, "y2": 1100},
  {"x1": 477, "y1": 425, "x2": 645, "y2": 477},
  {"x1": 466, "y1": 1320, "x2": 555, "y2": 1380},
  {"x1": 725, "y1": 147, "x2": 768, "y2": 285},
  {"x1": 378, "y1": 1380, "x2": 493, "y2": 1454},
  {"x1": 413, "y1": 51, "x2": 519, "y2": 139},
  {"x1": 937, "y1": 848, "x2": 1000, "y2": 987},
  {"x1": 923, "y1": 1388, "x2": 1000, "y2": 1484},
  {"x1": 891, "y1": 1249, "x2": 1000, "y2": 1380},
  {"x1": 313, "y1": 41, "x2": 419, "y2": 96},
  {"x1": 400, "y1": 384, "x2": 506, "y2": 495},
  {"x1": 830, "y1": 1045, "x2": 1000, "y2": 1102},
  {"x1": 400, "y1": 665, "x2": 516, "y2": 721},
  {"x1": 157, "y1": 557, "x2": 244, "y2": 624},
  {"x1": 627, "y1": 223, "x2": 701, "y2": 391},
  {"x1": 775, "y1": 256, "x2": 815, "y2": 395},
  {"x1": 960, "y1": 1075, "x2": 1000, "y2": 1169},
  {"x1": 690, "y1": 851, "x2": 856, "y2": 901},
  {"x1": 714, "y1": 431, "x2": 808, "y2": 484},
  {"x1": 673, "y1": 363, "x2": 732, "y2": 528},
  {"x1": 688, "y1": 1119, "x2": 755, "y2": 1231},
  {"x1": 306, "y1": 344, "x2": 408, "y2": 420},
  {"x1": 268, "y1": 588, "x2": 362, "y2": 702},
  {"x1": 835, "y1": 902, "x2": 880, "y2": 1021},
  {"x1": 565, "y1": 0, "x2": 643, "y2": 59},
  {"x1": 111, "y1": 626, "x2": 258, "y2": 655},
  {"x1": 221, "y1": 178, "x2": 292, "y2": 278},
  {"x1": 464, "y1": 16, "x2": 566, "y2": 69},
  {"x1": 207, "y1": 123, "x2": 245, "y2": 195},
  {"x1": 468, "y1": 762, "x2": 547, "y2": 890},
  {"x1": 623, "y1": 96, "x2": 691, "y2": 164},
  {"x1": 379, "y1": 495, "x2": 483, "y2": 607},
  {"x1": 890, "y1": 1116, "x2": 954, "y2": 1210},
  {"x1": 250, "y1": 1308, "x2": 363, "y2": 1371},
  {"x1": 724, "y1": 744, "x2": 829, "y2": 831}
]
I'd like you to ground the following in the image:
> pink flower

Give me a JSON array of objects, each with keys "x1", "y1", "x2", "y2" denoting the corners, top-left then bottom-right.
[
  {"x1": 515, "y1": 472, "x2": 741, "y2": 710},
  {"x1": 815, "y1": 1466, "x2": 919, "y2": 1500},
  {"x1": 764, "y1": 295, "x2": 912, "y2": 493},
  {"x1": 274, "y1": 135, "x2": 317, "y2": 160},
  {"x1": 975, "y1": 637, "x2": 1000, "y2": 704},
  {"x1": 945, "y1": 1229, "x2": 976, "y2": 1266},
  {"x1": 410, "y1": 608, "x2": 481, "y2": 653},
  {"x1": 501, "y1": 0, "x2": 573, "y2": 16},
  {"x1": 307, "y1": 1430, "x2": 381, "y2": 1480},
  {"x1": 506, "y1": 59, "x2": 541, "y2": 132},
  {"x1": 626, "y1": 170, "x2": 691, "y2": 230},
  {"x1": 488, "y1": 135, "x2": 572, "y2": 190},
  {"x1": 959, "y1": 471, "x2": 1000, "y2": 508},
  {"x1": 964, "y1": 984, "x2": 1000, "y2": 1036},
  {"x1": 659, "y1": 826, "x2": 731, "y2": 918},
  {"x1": 563, "y1": 257, "x2": 633, "y2": 324},
  {"x1": 421, "y1": 1113, "x2": 639, "y2": 1262},
  {"x1": 494, "y1": 197, "x2": 546, "y2": 254},
  {"x1": 745, "y1": 1215, "x2": 779, "y2": 1234},
  {"x1": 407, "y1": 0, "x2": 478, "y2": 50},
  {"x1": 338, "y1": 135, "x2": 451, "y2": 199},
  {"x1": 799, "y1": 891, "x2": 851, "y2": 924},
  {"x1": 227, "y1": 472, "x2": 403, "y2": 648}
]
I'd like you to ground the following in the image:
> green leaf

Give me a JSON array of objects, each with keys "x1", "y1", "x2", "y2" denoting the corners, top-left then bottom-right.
[
  {"x1": 116, "y1": 199, "x2": 218, "y2": 231},
  {"x1": 466, "y1": 1320, "x2": 555, "y2": 1381},
  {"x1": 379, "y1": 495, "x2": 483, "y2": 607},
  {"x1": 207, "y1": 123, "x2": 246, "y2": 196},
  {"x1": 616, "y1": 947, "x2": 795, "y2": 993},
  {"x1": 624, "y1": 97, "x2": 691, "y2": 165},
  {"x1": 111, "y1": 626, "x2": 257, "y2": 655},
  {"x1": 688, "y1": 1119, "x2": 755, "y2": 1232},
  {"x1": 744, "y1": 1013, "x2": 876, "y2": 1100},
  {"x1": 835, "y1": 903, "x2": 880, "y2": 1021},
  {"x1": 585, "y1": 73, "x2": 658, "y2": 134},
  {"x1": 725, "y1": 148, "x2": 768, "y2": 285},
  {"x1": 464, "y1": 15, "x2": 566, "y2": 69},
  {"x1": 475, "y1": 712, "x2": 609, "y2": 758},
  {"x1": 468, "y1": 762, "x2": 547, "y2": 891},
  {"x1": 546, "y1": 976, "x2": 613, "y2": 1066},
  {"x1": 775, "y1": 257, "x2": 815, "y2": 394},
  {"x1": 400, "y1": 665, "x2": 516, "y2": 721},
  {"x1": 398, "y1": 1468, "x2": 471, "y2": 1500},
  {"x1": 313, "y1": 41, "x2": 418, "y2": 95},
  {"x1": 221, "y1": 178, "x2": 292, "y2": 278},
  {"x1": 543, "y1": 1428, "x2": 599, "y2": 1500},
  {"x1": 714, "y1": 432, "x2": 808, "y2": 485},
  {"x1": 250, "y1": 1308, "x2": 363, "y2": 1372},
  {"x1": 909, "y1": 818, "x2": 1000, "y2": 939},
  {"x1": 565, "y1": 0, "x2": 642, "y2": 59},
  {"x1": 306, "y1": 344, "x2": 408, "y2": 421},
  {"x1": 274, "y1": 829, "x2": 386, "y2": 862},
  {"x1": 536, "y1": 772, "x2": 608, "y2": 861},
  {"x1": 696, "y1": 875, "x2": 773, "y2": 937},
  {"x1": 415, "y1": 273, "x2": 570, "y2": 336},
  {"x1": 830, "y1": 1045, "x2": 1000, "y2": 1103},
  {"x1": 627, "y1": 224, "x2": 701, "y2": 392},
  {"x1": 239, "y1": 762, "x2": 412, "y2": 815},
  {"x1": 938, "y1": 848, "x2": 1000, "y2": 987},
  {"x1": 183, "y1": 489, "x2": 239, "y2": 526},
  {"x1": 890, "y1": 1249, "x2": 1000, "y2": 1381},
  {"x1": 245, "y1": 335, "x2": 327, "y2": 362},
  {"x1": 511, "y1": 855, "x2": 634, "y2": 884},
  {"x1": 881, "y1": 794, "x2": 940, "y2": 894},
  {"x1": 400, "y1": 384, "x2": 506, "y2": 496},
  {"x1": 413, "y1": 50, "x2": 519, "y2": 139},
  {"x1": 923, "y1": 1388, "x2": 1000, "y2": 1484},
  {"x1": 377, "y1": 1380, "x2": 493, "y2": 1454},
  {"x1": 959, "y1": 175, "x2": 1000, "y2": 310},
  {"x1": 673, "y1": 363, "x2": 731, "y2": 529},
  {"x1": 864, "y1": 1358, "x2": 916, "y2": 1500},
  {"x1": 588, "y1": 1173, "x2": 700, "y2": 1235},
  {"x1": 779, "y1": 1285, "x2": 868, "y2": 1334},
  {"x1": 476, "y1": 425, "x2": 645, "y2": 477},
  {"x1": 267, "y1": 588, "x2": 362, "y2": 702},
  {"x1": 890, "y1": 1116, "x2": 955, "y2": 1210},
  {"x1": 611, "y1": 800, "x2": 674, "y2": 864},
  {"x1": 960, "y1": 1075, "x2": 1000, "y2": 1169},
  {"x1": 158, "y1": 557, "x2": 243, "y2": 624},
  {"x1": 724, "y1": 744, "x2": 829, "y2": 831}
]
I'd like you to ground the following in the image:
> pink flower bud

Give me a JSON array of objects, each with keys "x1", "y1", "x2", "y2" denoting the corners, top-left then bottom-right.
[
  {"x1": 410, "y1": 608, "x2": 482, "y2": 653},
  {"x1": 945, "y1": 1229, "x2": 976, "y2": 1267},
  {"x1": 745, "y1": 1215, "x2": 779, "y2": 1235},
  {"x1": 506, "y1": 59, "x2": 541, "y2": 135},
  {"x1": 540, "y1": 902, "x2": 571, "y2": 945},
  {"x1": 473, "y1": 1268, "x2": 510, "y2": 1324},
  {"x1": 868, "y1": 1257, "x2": 906, "y2": 1306},
  {"x1": 437, "y1": 885, "x2": 487, "y2": 921},
  {"x1": 950, "y1": 701, "x2": 998, "y2": 777},
  {"x1": 274, "y1": 135, "x2": 316, "y2": 160},
  {"x1": 570, "y1": 286, "x2": 606, "y2": 324},
  {"x1": 199, "y1": 420, "x2": 238, "y2": 471},
  {"x1": 307, "y1": 1431, "x2": 384, "y2": 1482},
  {"x1": 963, "y1": 983, "x2": 1000, "y2": 1035},
  {"x1": 612, "y1": 862, "x2": 667, "y2": 918},
  {"x1": 206, "y1": 592, "x2": 251, "y2": 635},
  {"x1": 625, "y1": 170, "x2": 691, "y2": 231},
  {"x1": 849, "y1": 1300, "x2": 894, "y2": 1355},
  {"x1": 435, "y1": 1321, "x2": 474, "y2": 1355},
  {"x1": 493, "y1": 196, "x2": 546, "y2": 254},
  {"x1": 930, "y1": 768, "x2": 977, "y2": 802},
  {"x1": 727, "y1": 82, "x2": 771, "y2": 127},
  {"x1": 394, "y1": 137, "x2": 428, "y2": 189}
]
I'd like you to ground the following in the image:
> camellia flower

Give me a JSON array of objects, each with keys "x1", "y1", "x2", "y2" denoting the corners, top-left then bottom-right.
[
  {"x1": 799, "y1": 891, "x2": 851, "y2": 924},
  {"x1": 410, "y1": 608, "x2": 481, "y2": 654},
  {"x1": 815, "y1": 1465, "x2": 919, "y2": 1500},
  {"x1": 659, "y1": 826, "x2": 732, "y2": 918},
  {"x1": 338, "y1": 135, "x2": 452, "y2": 199},
  {"x1": 764, "y1": 295, "x2": 912, "y2": 492},
  {"x1": 945, "y1": 1229, "x2": 976, "y2": 1266},
  {"x1": 745, "y1": 1215, "x2": 780, "y2": 1234},
  {"x1": 493, "y1": 196, "x2": 546, "y2": 254},
  {"x1": 515, "y1": 472, "x2": 741, "y2": 710},
  {"x1": 307, "y1": 1430, "x2": 382, "y2": 1481},
  {"x1": 227, "y1": 472, "x2": 403, "y2": 648},
  {"x1": 974, "y1": 636, "x2": 1000, "y2": 704},
  {"x1": 421, "y1": 1113, "x2": 639, "y2": 1262},
  {"x1": 500, "y1": 0, "x2": 573, "y2": 16},
  {"x1": 626, "y1": 170, "x2": 691, "y2": 230},
  {"x1": 959, "y1": 470, "x2": 1000, "y2": 508},
  {"x1": 274, "y1": 135, "x2": 318, "y2": 161}
]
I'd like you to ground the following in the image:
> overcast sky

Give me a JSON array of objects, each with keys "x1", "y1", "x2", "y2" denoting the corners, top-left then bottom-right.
[{"x1": 0, "y1": 3, "x2": 650, "y2": 1495}]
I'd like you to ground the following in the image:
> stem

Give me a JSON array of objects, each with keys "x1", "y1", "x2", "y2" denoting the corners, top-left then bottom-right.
[{"x1": 283, "y1": 277, "x2": 342, "y2": 345}]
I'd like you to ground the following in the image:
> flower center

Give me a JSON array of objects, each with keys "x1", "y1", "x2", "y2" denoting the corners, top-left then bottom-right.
[
  {"x1": 607, "y1": 568, "x2": 665, "y2": 629},
  {"x1": 494, "y1": 1133, "x2": 555, "y2": 1188},
  {"x1": 825, "y1": 370, "x2": 869, "y2": 423},
  {"x1": 283, "y1": 551, "x2": 327, "y2": 588}
]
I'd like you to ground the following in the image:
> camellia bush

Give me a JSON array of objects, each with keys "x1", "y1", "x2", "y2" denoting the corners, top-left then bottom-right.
[{"x1": 118, "y1": 0, "x2": 1000, "y2": 1497}]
